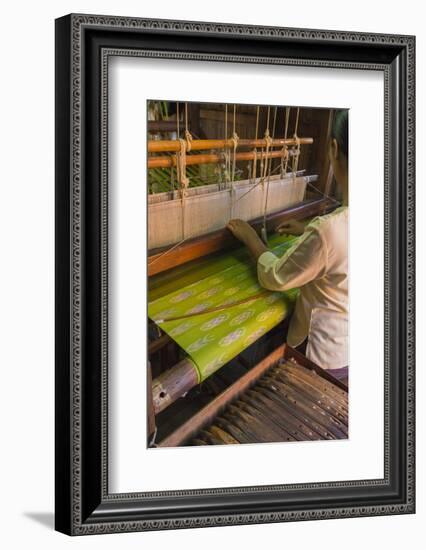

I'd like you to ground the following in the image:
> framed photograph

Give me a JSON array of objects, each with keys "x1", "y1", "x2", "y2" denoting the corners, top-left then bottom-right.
[{"x1": 55, "y1": 14, "x2": 415, "y2": 535}]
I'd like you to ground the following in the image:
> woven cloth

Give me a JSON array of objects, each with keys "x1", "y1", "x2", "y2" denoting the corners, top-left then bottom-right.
[{"x1": 148, "y1": 234, "x2": 299, "y2": 382}]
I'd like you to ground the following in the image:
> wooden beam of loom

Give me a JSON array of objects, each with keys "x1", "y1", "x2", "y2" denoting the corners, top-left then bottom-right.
[
  {"x1": 148, "y1": 148, "x2": 299, "y2": 169},
  {"x1": 148, "y1": 137, "x2": 313, "y2": 153},
  {"x1": 148, "y1": 196, "x2": 333, "y2": 277}
]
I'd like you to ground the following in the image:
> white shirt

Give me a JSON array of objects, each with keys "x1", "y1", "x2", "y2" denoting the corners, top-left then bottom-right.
[{"x1": 257, "y1": 207, "x2": 349, "y2": 369}]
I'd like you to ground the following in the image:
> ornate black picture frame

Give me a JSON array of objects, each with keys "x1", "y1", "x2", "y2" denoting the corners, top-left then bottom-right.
[{"x1": 55, "y1": 14, "x2": 415, "y2": 535}]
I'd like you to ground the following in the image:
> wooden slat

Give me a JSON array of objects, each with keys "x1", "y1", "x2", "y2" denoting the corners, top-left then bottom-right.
[{"x1": 285, "y1": 346, "x2": 348, "y2": 391}]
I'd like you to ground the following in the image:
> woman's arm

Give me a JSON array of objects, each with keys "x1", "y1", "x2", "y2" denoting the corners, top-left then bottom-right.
[
  {"x1": 257, "y1": 228, "x2": 327, "y2": 291},
  {"x1": 227, "y1": 218, "x2": 327, "y2": 292},
  {"x1": 275, "y1": 218, "x2": 312, "y2": 236},
  {"x1": 226, "y1": 219, "x2": 268, "y2": 261}
]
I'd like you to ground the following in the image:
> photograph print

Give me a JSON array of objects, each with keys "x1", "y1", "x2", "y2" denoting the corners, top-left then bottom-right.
[{"x1": 147, "y1": 100, "x2": 349, "y2": 449}]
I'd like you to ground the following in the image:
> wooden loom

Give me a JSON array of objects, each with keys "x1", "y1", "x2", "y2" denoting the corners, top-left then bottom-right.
[{"x1": 147, "y1": 106, "x2": 345, "y2": 447}]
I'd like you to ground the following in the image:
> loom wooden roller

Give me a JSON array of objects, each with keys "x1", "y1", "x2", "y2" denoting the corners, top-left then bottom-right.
[
  {"x1": 148, "y1": 136, "x2": 313, "y2": 153},
  {"x1": 152, "y1": 357, "x2": 199, "y2": 414},
  {"x1": 148, "y1": 146, "x2": 306, "y2": 168}
]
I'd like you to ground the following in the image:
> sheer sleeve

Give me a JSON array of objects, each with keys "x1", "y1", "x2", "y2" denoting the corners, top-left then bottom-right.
[{"x1": 257, "y1": 228, "x2": 328, "y2": 291}]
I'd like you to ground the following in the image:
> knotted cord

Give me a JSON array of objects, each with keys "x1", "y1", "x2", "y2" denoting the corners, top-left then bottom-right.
[
  {"x1": 280, "y1": 107, "x2": 290, "y2": 178},
  {"x1": 251, "y1": 106, "x2": 260, "y2": 183},
  {"x1": 233, "y1": 106, "x2": 272, "y2": 205},
  {"x1": 261, "y1": 106, "x2": 277, "y2": 244},
  {"x1": 292, "y1": 107, "x2": 301, "y2": 185},
  {"x1": 229, "y1": 104, "x2": 240, "y2": 219},
  {"x1": 234, "y1": 107, "x2": 294, "y2": 206},
  {"x1": 176, "y1": 101, "x2": 181, "y2": 138},
  {"x1": 184, "y1": 102, "x2": 193, "y2": 152},
  {"x1": 223, "y1": 104, "x2": 231, "y2": 184},
  {"x1": 231, "y1": 104, "x2": 239, "y2": 182}
]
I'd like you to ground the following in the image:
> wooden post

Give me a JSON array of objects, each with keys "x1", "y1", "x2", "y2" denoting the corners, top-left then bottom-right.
[
  {"x1": 320, "y1": 109, "x2": 335, "y2": 196},
  {"x1": 188, "y1": 102, "x2": 202, "y2": 138}
]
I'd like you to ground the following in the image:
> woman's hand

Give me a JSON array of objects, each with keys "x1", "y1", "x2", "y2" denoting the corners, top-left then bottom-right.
[
  {"x1": 227, "y1": 219, "x2": 258, "y2": 244},
  {"x1": 227, "y1": 219, "x2": 267, "y2": 261},
  {"x1": 276, "y1": 219, "x2": 306, "y2": 236}
]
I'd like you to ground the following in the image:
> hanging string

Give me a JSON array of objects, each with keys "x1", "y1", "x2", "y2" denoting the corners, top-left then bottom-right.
[
  {"x1": 223, "y1": 104, "x2": 231, "y2": 184},
  {"x1": 271, "y1": 106, "x2": 278, "y2": 168},
  {"x1": 172, "y1": 101, "x2": 181, "y2": 195},
  {"x1": 261, "y1": 106, "x2": 271, "y2": 179},
  {"x1": 229, "y1": 104, "x2": 239, "y2": 219},
  {"x1": 280, "y1": 107, "x2": 290, "y2": 177},
  {"x1": 251, "y1": 106, "x2": 260, "y2": 184},
  {"x1": 259, "y1": 107, "x2": 267, "y2": 178},
  {"x1": 231, "y1": 104, "x2": 239, "y2": 182},
  {"x1": 176, "y1": 106, "x2": 192, "y2": 243},
  {"x1": 292, "y1": 107, "x2": 301, "y2": 184},
  {"x1": 265, "y1": 106, "x2": 270, "y2": 134},
  {"x1": 233, "y1": 149, "x2": 298, "y2": 206},
  {"x1": 261, "y1": 106, "x2": 277, "y2": 244},
  {"x1": 184, "y1": 102, "x2": 193, "y2": 152},
  {"x1": 232, "y1": 105, "x2": 274, "y2": 206},
  {"x1": 176, "y1": 101, "x2": 180, "y2": 139},
  {"x1": 306, "y1": 179, "x2": 342, "y2": 207}
]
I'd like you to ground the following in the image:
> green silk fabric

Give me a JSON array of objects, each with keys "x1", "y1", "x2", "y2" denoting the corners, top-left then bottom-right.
[{"x1": 148, "y1": 234, "x2": 299, "y2": 382}]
